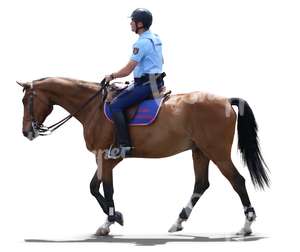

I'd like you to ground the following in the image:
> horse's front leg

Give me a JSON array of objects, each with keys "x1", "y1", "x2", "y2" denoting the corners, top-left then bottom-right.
[
  {"x1": 90, "y1": 172, "x2": 107, "y2": 215},
  {"x1": 90, "y1": 150, "x2": 123, "y2": 236}
]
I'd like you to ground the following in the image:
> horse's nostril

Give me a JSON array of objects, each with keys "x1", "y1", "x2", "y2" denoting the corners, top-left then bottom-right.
[{"x1": 23, "y1": 130, "x2": 35, "y2": 140}]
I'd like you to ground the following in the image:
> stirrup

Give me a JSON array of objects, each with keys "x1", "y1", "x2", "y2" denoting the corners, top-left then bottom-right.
[{"x1": 104, "y1": 145, "x2": 133, "y2": 159}]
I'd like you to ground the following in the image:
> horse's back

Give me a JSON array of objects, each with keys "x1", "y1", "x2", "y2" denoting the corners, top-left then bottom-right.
[
  {"x1": 160, "y1": 91, "x2": 236, "y2": 137},
  {"x1": 162, "y1": 91, "x2": 231, "y2": 115}
]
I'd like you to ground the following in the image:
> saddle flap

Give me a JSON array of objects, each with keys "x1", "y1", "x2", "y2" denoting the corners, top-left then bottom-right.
[{"x1": 104, "y1": 97, "x2": 165, "y2": 126}]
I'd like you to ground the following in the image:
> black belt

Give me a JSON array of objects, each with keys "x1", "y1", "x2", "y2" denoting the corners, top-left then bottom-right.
[{"x1": 134, "y1": 72, "x2": 166, "y2": 85}]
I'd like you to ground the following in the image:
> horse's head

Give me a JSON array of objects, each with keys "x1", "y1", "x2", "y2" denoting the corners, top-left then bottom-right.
[{"x1": 18, "y1": 81, "x2": 54, "y2": 140}]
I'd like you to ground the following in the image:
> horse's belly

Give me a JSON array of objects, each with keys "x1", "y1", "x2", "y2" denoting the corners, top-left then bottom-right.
[{"x1": 132, "y1": 133, "x2": 193, "y2": 158}]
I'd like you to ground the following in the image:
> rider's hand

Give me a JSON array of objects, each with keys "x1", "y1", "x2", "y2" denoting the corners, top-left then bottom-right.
[{"x1": 105, "y1": 73, "x2": 115, "y2": 83}]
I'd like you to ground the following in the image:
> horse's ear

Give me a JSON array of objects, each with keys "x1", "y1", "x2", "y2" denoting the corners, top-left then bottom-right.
[{"x1": 16, "y1": 81, "x2": 30, "y2": 90}]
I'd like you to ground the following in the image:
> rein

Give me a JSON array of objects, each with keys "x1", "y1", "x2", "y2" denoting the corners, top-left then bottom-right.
[{"x1": 29, "y1": 78, "x2": 109, "y2": 136}]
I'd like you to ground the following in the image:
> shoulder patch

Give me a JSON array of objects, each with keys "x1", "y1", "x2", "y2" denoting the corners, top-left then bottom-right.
[{"x1": 133, "y1": 47, "x2": 139, "y2": 55}]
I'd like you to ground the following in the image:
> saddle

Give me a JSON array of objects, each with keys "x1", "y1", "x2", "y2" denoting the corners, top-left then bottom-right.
[
  {"x1": 106, "y1": 81, "x2": 171, "y2": 101},
  {"x1": 104, "y1": 82, "x2": 171, "y2": 126}
]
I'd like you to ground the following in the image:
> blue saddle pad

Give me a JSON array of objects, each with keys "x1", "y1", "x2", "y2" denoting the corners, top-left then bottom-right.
[{"x1": 104, "y1": 97, "x2": 163, "y2": 126}]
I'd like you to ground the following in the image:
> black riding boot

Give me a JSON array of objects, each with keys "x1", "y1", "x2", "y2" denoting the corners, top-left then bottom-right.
[{"x1": 109, "y1": 111, "x2": 132, "y2": 159}]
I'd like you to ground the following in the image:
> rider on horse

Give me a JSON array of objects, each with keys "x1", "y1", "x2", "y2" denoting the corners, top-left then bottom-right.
[{"x1": 105, "y1": 8, "x2": 165, "y2": 159}]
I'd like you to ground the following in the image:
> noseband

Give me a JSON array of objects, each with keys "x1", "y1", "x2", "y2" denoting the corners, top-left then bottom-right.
[
  {"x1": 26, "y1": 78, "x2": 109, "y2": 137},
  {"x1": 27, "y1": 87, "x2": 52, "y2": 136}
]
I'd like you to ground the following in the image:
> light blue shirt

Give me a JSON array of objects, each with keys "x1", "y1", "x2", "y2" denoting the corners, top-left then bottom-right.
[{"x1": 130, "y1": 31, "x2": 163, "y2": 78}]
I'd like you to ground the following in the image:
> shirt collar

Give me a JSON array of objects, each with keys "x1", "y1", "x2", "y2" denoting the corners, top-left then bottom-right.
[{"x1": 139, "y1": 30, "x2": 151, "y2": 38}]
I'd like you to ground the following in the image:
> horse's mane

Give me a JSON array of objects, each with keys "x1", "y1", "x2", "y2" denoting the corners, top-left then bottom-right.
[
  {"x1": 34, "y1": 77, "x2": 50, "y2": 82},
  {"x1": 33, "y1": 77, "x2": 100, "y2": 90}
]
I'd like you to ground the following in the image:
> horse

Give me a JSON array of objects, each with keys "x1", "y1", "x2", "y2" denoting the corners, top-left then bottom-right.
[{"x1": 18, "y1": 77, "x2": 269, "y2": 236}]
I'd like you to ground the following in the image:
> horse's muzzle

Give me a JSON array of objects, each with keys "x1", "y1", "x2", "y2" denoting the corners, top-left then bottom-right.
[{"x1": 23, "y1": 129, "x2": 37, "y2": 141}]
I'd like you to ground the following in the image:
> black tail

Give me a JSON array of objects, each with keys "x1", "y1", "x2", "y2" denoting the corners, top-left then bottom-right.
[{"x1": 229, "y1": 98, "x2": 270, "y2": 190}]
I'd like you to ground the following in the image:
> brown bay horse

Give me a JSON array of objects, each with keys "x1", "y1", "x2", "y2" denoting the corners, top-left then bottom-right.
[{"x1": 18, "y1": 77, "x2": 269, "y2": 236}]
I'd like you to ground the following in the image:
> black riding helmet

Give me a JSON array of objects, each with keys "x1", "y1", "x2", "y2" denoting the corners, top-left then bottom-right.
[{"x1": 131, "y1": 8, "x2": 153, "y2": 31}]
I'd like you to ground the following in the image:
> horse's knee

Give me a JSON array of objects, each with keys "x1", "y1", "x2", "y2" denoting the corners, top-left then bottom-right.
[{"x1": 90, "y1": 176, "x2": 100, "y2": 197}]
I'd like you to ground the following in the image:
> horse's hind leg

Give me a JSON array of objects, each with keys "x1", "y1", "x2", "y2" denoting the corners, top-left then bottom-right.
[
  {"x1": 169, "y1": 147, "x2": 210, "y2": 233},
  {"x1": 214, "y1": 159, "x2": 256, "y2": 235}
]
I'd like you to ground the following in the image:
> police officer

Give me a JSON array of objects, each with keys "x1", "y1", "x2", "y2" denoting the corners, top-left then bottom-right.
[{"x1": 105, "y1": 8, "x2": 165, "y2": 159}]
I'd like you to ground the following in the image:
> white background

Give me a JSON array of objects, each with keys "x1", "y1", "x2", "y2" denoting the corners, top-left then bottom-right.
[{"x1": 0, "y1": 0, "x2": 299, "y2": 251}]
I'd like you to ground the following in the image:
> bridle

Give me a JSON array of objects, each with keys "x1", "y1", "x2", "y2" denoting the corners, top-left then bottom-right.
[{"x1": 26, "y1": 78, "x2": 109, "y2": 137}]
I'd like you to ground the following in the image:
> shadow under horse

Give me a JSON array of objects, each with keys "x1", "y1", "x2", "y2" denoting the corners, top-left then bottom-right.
[{"x1": 25, "y1": 233, "x2": 268, "y2": 246}]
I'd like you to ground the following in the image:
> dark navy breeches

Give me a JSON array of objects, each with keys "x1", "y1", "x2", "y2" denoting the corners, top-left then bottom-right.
[{"x1": 109, "y1": 81, "x2": 163, "y2": 113}]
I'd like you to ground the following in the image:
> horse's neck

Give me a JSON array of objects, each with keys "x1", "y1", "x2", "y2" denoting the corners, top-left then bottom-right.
[{"x1": 43, "y1": 78, "x2": 101, "y2": 125}]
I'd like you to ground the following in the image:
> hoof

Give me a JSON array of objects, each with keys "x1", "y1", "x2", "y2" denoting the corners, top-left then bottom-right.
[
  {"x1": 115, "y1": 211, "x2": 124, "y2": 226},
  {"x1": 168, "y1": 224, "x2": 183, "y2": 233},
  {"x1": 236, "y1": 228, "x2": 252, "y2": 236},
  {"x1": 95, "y1": 227, "x2": 110, "y2": 236}
]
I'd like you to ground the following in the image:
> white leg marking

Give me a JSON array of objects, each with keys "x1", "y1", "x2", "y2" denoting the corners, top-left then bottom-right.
[
  {"x1": 96, "y1": 218, "x2": 114, "y2": 236},
  {"x1": 169, "y1": 193, "x2": 202, "y2": 233},
  {"x1": 95, "y1": 149, "x2": 104, "y2": 180},
  {"x1": 237, "y1": 219, "x2": 254, "y2": 236},
  {"x1": 237, "y1": 207, "x2": 256, "y2": 236},
  {"x1": 168, "y1": 218, "x2": 184, "y2": 233}
]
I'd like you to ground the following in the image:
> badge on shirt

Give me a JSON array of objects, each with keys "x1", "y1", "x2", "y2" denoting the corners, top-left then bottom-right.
[{"x1": 133, "y1": 47, "x2": 139, "y2": 55}]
